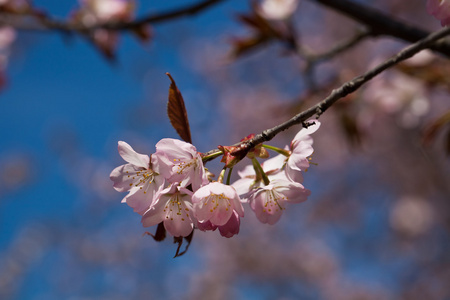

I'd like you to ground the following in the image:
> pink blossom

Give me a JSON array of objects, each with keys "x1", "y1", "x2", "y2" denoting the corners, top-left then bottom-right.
[
  {"x1": 110, "y1": 141, "x2": 165, "y2": 214},
  {"x1": 427, "y1": 0, "x2": 450, "y2": 26},
  {"x1": 248, "y1": 179, "x2": 310, "y2": 224},
  {"x1": 154, "y1": 138, "x2": 208, "y2": 191},
  {"x1": 285, "y1": 121, "x2": 320, "y2": 181},
  {"x1": 78, "y1": 0, "x2": 134, "y2": 25},
  {"x1": 141, "y1": 183, "x2": 194, "y2": 237},
  {"x1": 258, "y1": 0, "x2": 299, "y2": 20},
  {"x1": 197, "y1": 211, "x2": 241, "y2": 238},
  {"x1": 192, "y1": 182, "x2": 244, "y2": 237},
  {"x1": 232, "y1": 154, "x2": 289, "y2": 198}
]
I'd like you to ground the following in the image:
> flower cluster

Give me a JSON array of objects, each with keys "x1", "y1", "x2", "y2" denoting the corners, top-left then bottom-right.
[{"x1": 110, "y1": 121, "x2": 320, "y2": 239}]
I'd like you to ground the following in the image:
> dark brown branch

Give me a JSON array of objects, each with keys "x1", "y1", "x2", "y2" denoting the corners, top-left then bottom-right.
[
  {"x1": 312, "y1": 0, "x2": 450, "y2": 57},
  {"x1": 203, "y1": 26, "x2": 450, "y2": 161},
  {"x1": 0, "y1": 0, "x2": 225, "y2": 32}
]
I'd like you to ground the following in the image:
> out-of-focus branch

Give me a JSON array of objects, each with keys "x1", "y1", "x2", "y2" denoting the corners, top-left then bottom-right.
[
  {"x1": 203, "y1": 26, "x2": 450, "y2": 161},
  {"x1": 0, "y1": 0, "x2": 225, "y2": 32},
  {"x1": 304, "y1": 29, "x2": 371, "y2": 63},
  {"x1": 299, "y1": 29, "x2": 371, "y2": 91},
  {"x1": 312, "y1": 0, "x2": 450, "y2": 57}
]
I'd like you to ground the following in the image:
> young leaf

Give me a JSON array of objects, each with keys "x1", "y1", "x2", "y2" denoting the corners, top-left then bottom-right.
[{"x1": 166, "y1": 73, "x2": 192, "y2": 144}]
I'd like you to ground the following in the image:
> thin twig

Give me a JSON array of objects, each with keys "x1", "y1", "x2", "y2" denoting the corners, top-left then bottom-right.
[
  {"x1": 299, "y1": 29, "x2": 371, "y2": 91},
  {"x1": 306, "y1": 29, "x2": 371, "y2": 62},
  {"x1": 202, "y1": 26, "x2": 450, "y2": 161}
]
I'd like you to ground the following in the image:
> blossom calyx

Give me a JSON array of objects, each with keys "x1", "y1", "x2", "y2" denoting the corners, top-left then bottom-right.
[{"x1": 218, "y1": 145, "x2": 247, "y2": 168}]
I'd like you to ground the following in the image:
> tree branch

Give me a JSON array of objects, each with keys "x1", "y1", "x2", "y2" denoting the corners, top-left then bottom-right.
[
  {"x1": 305, "y1": 29, "x2": 371, "y2": 63},
  {"x1": 312, "y1": 0, "x2": 450, "y2": 57},
  {"x1": 203, "y1": 26, "x2": 450, "y2": 161},
  {"x1": 0, "y1": 0, "x2": 225, "y2": 32}
]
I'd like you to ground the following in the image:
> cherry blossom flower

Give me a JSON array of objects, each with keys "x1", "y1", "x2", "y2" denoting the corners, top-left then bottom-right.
[
  {"x1": 232, "y1": 154, "x2": 290, "y2": 198},
  {"x1": 0, "y1": 26, "x2": 15, "y2": 91},
  {"x1": 110, "y1": 141, "x2": 164, "y2": 214},
  {"x1": 285, "y1": 121, "x2": 320, "y2": 181},
  {"x1": 248, "y1": 179, "x2": 310, "y2": 224},
  {"x1": 154, "y1": 138, "x2": 208, "y2": 191},
  {"x1": 141, "y1": 183, "x2": 194, "y2": 237},
  {"x1": 197, "y1": 211, "x2": 241, "y2": 238},
  {"x1": 192, "y1": 182, "x2": 244, "y2": 237},
  {"x1": 427, "y1": 0, "x2": 450, "y2": 26},
  {"x1": 77, "y1": 0, "x2": 134, "y2": 25},
  {"x1": 257, "y1": 0, "x2": 299, "y2": 20},
  {"x1": 73, "y1": 0, "x2": 135, "y2": 58}
]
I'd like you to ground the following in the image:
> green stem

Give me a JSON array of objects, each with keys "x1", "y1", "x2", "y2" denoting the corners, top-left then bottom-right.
[
  {"x1": 262, "y1": 144, "x2": 291, "y2": 156},
  {"x1": 252, "y1": 158, "x2": 270, "y2": 186},
  {"x1": 201, "y1": 150, "x2": 223, "y2": 163},
  {"x1": 226, "y1": 167, "x2": 233, "y2": 185}
]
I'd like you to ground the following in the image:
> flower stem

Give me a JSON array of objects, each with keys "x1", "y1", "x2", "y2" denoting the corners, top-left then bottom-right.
[
  {"x1": 201, "y1": 150, "x2": 223, "y2": 163},
  {"x1": 252, "y1": 158, "x2": 270, "y2": 186},
  {"x1": 262, "y1": 144, "x2": 290, "y2": 156},
  {"x1": 217, "y1": 168, "x2": 226, "y2": 183},
  {"x1": 226, "y1": 167, "x2": 233, "y2": 185}
]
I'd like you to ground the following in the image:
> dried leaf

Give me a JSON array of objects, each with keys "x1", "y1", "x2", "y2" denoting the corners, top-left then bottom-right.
[
  {"x1": 173, "y1": 231, "x2": 194, "y2": 258},
  {"x1": 166, "y1": 73, "x2": 192, "y2": 144},
  {"x1": 230, "y1": 35, "x2": 270, "y2": 59},
  {"x1": 143, "y1": 222, "x2": 166, "y2": 242}
]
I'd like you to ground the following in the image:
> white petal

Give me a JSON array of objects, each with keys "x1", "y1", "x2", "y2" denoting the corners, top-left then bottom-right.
[
  {"x1": 118, "y1": 141, "x2": 150, "y2": 168},
  {"x1": 110, "y1": 163, "x2": 140, "y2": 192}
]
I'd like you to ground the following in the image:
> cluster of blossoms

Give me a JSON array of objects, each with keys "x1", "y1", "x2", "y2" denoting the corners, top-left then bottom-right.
[{"x1": 110, "y1": 121, "x2": 320, "y2": 239}]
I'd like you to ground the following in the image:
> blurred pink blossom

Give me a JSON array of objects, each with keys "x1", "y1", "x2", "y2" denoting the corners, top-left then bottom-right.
[
  {"x1": 427, "y1": 0, "x2": 450, "y2": 26},
  {"x1": 390, "y1": 196, "x2": 434, "y2": 236},
  {"x1": 77, "y1": 0, "x2": 134, "y2": 25},
  {"x1": 257, "y1": 0, "x2": 299, "y2": 20},
  {"x1": 73, "y1": 0, "x2": 135, "y2": 57}
]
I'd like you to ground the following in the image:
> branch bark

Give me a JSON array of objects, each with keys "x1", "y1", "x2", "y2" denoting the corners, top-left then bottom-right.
[
  {"x1": 203, "y1": 26, "x2": 450, "y2": 161},
  {"x1": 0, "y1": 0, "x2": 225, "y2": 32}
]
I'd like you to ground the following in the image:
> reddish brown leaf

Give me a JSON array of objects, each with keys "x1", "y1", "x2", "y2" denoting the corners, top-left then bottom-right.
[{"x1": 166, "y1": 73, "x2": 192, "y2": 144}]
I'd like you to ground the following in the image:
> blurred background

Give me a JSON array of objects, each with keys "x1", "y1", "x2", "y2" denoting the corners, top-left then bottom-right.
[{"x1": 0, "y1": 0, "x2": 450, "y2": 299}]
